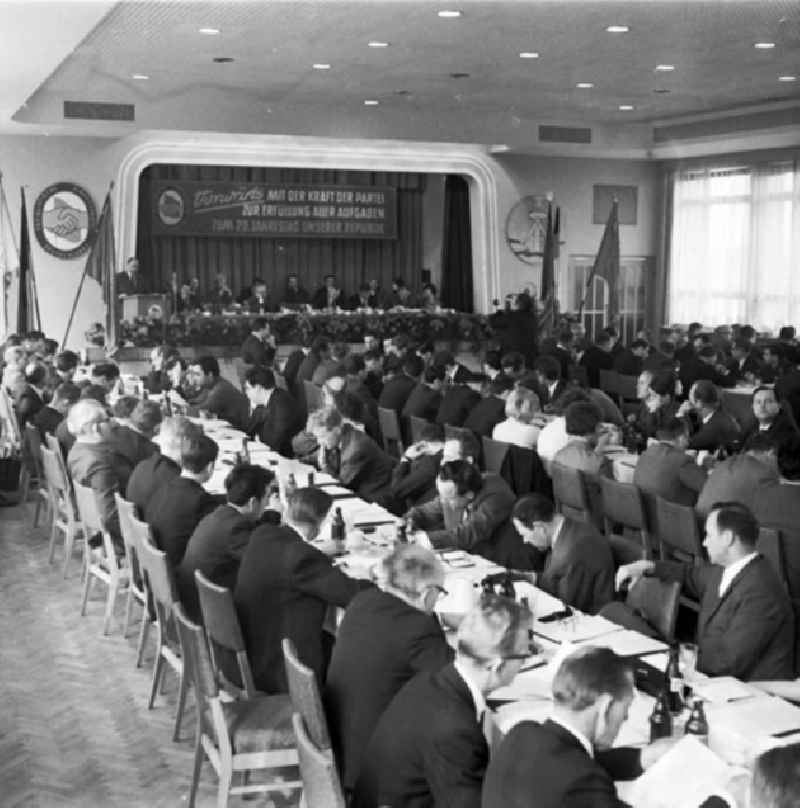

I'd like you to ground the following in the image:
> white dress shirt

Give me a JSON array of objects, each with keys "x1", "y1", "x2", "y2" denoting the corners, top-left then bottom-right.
[
  {"x1": 547, "y1": 714, "x2": 594, "y2": 758},
  {"x1": 453, "y1": 660, "x2": 487, "y2": 723},
  {"x1": 718, "y1": 552, "x2": 758, "y2": 598},
  {"x1": 536, "y1": 417, "x2": 569, "y2": 469}
]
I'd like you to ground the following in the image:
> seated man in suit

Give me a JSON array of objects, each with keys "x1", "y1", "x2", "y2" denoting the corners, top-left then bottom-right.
[
  {"x1": 244, "y1": 278, "x2": 273, "y2": 314},
  {"x1": 579, "y1": 331, "x2": 615, "y2": 389},
  {"x1": 726, "y1": 337, "x2": 762, "y2": 384},
  {"x1": 633, "y1": 417, "x2": 699, "y2": 506},
  {"x1": 106, "y1": 397, "x2": 161, "y2": 470},
  {"x1": 491, "y1": 386, "x2": 541, "y2": 449},
  {"x1": 402, "y1": 363, "x2": 445, "y2": 424},
  {"x1": 613, "y1": 338, "x2": 650, "y2": 378},
  {"x1": 307, "y1": 406, "x2": 396, "y2": 502},
  {"x1": 126, "y1": 415, "x2": 200, "y2": 515},
  {"x1": 282, "y1": 273, "x2": 309, "y2": 307},
  {"x1": 679, "y1": 344, "x2": 733, "y2": 392},
  {"x1": 509, "y1": 493, "x2": 615, "y2": 614},
  {"x1": 751, "y1": 742, "x2": 800, "y2": 808},
  {"x1": 15, "y1": 361, "x2": 47, "y2": 429},
  {"x1": 235, "y1": 487, "x2": 366, "y2": 693},
  {"x1": 183, "y1": 355, "x2": 250, "y2": 430},
  {"x1": 617, "y1": 502, "x2": 795, "y2": 681},
  {"x1": 311, "y1": 274, "x2": 344, "y2": 310},
  {"x1": 552, "y1": 400, "x2": 613, "y2": 477},
  {"x1": 635, "y1": 370, "x2": 681, "y2": 441},
  {"x1": 90, "y1": 362, "x2": 122, "y2": 398},
  {"x1": 352, "y1": 594, "x2": 532, "y2": 808},
  {"x1": 543, "y1": 328, "x2": 576, "y2": 382},
  {"x1": 389, "y1": 422, "x2": 444, "y2": 512},
  {"x1": 483, "y1": 646, "x2": 665, "y2": 808},
  {"x1": 33, "y1": 381, "x2": 79, "y2": 441},
  {"x1": 67, "y1": 399, "x2": 135, "y2": 555},
  {"x1": 406, "y1": 459, "x2": 515, "y2": 556},
  {"x1": 532, "y1": 355, "x2": 567, "y2": 409},
  {"x1": 244, "y1": 366, "x2": 302, "y2": 456},
  {"x1": 325, "y1": 545, "x2": 453, "y2": 794},
  {"x1": 435, "y1": 371, "x2": 482, "y2": 428},
  {"x1": 343, "y1": 354, "x2": 380, "y2": 422},
  {"x1": 347, "y1": 282, "x2": 374, "y2": 310},
  {"x1": 240, "y1": 317, "x2": 274, "y2": 367},
  {"x1": 378, "y1": 353, "x2": 419, "y2": 415},
  {"x1": 741, "y1": 385, "x2": 797, "y2": 451},
  {"x1": 115, "y1": 256, "x2": 141, "y2": 296},
  {"x1": 143, "y1": 433, "x2": 220, "y2": 567},
  {"x1": 177, "y1": 463, "x2": 274, "y2": 621},
  {"x1": 465, "y1": 374, "x2": 515, "y2": 439},
  {"x1": 677, "y1": 379, "x2": 741, "y2": 452}
]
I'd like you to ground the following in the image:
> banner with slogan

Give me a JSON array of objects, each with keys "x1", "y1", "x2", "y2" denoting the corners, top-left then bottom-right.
[{"x1": 151, "y1": 180, "x2": 398, "y2": 239}]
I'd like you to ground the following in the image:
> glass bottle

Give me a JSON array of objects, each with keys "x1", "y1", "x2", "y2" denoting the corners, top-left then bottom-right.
[
  {"x1": 240, "y1": 436, "x2": 250, "y2": 465},
  {"x1": 331, "y1": 507, "x2": 346, "y2": 545},
  {"x1": 396, "y1": 522, "x2": 408, "y2": 544},
  {"x1": 285, "y1": 473, "x2": 297, "y2": 499},
  {"x1": 649, "y1": 690, "x2": 673, "y2": 742},
  {"x1": 684, "y1": 698, "x2": 709, "y2": 743},
  {"x1": 666, "y1": 644, "x2": 683, "y2": 714}
]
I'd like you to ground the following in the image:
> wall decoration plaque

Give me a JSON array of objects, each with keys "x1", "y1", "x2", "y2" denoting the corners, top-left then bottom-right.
[{"x1": 33, "y1": 182, "x2": 97, "y2": 259}]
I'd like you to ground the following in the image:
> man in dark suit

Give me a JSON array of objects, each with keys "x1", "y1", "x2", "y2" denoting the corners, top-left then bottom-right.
[
  {"x1": 347, "y1": 282, "x2": 374, "y2": 310},
  {"x1": 740, "y1": 386, "x2": 797, "y2": 450},
  {"x1": 389, "y1": 422, "x2": 444, "y2": 512},
  {"x1": 311, "y1": 274, "x2": 345, "y2": 310},
  {"x1": 352, "y1": 595, "x2": 532, "y2": 808},
  {"x1": 184, "y1": 355, "x2": 250, "y2": 430},
  {"x1": 402, "y1": 364, "x2": 445, "y2": 423},
  {"x1": 115, "y1": 256, "x2": 141, "y2": 296},
  {"x1": 463, "y1": 374, "x2": 514, "y2": 438},
  {"x1": 240, "y1": 317, "x2": 274, "y2": 367},
  {"x1": 542, "y1": 329, "x2": 575, "y2": 381},
  {"x1": 579, "y1": 332, "x2": 615, "y2": 389},
  {"x1": 483, "y1": 646, "x2": 655, "y2": 808},
  {"x1": 617, "y1": 502, "x2": 795, "y2": 681},
  {"x1": 613, "y1": 338, "x2": 650, "y2": 378},
  {"x1": 343, "y1": 354, "x2": 380, "y2": 426},
  {"x1": 509, "y1": 493, "x2": 615, "y2": 614},
  {"x1": 126, "y1": 415, "x2": 201, "y2": 515},
  {"x1": 532, "y1": 355, "x2": 567, "y2": 409},
  {"x1": 308, "y1": 406, "x2": 396, "y2": 501},
  {"x1": 106, "y1": 397, "x2": 161, "y2": 470},
  {"x1": 143, "y1": 434, "x2": 220, "y2": 568},
  {"x1": 177, "y1": 463, "x2": 273, "y2": 621},
  {"x1": 678, "y1": 380, "x2": 741, "y2": 452},
  {"x1": 726, "y1": 338, "x2": 762, "y2": 384},
  {"x1": 281, "y1": 273, "x2": 309, "y2": 307},
  {"x1": 235, "y1": 487, "x2": 365, "y2": 693},
  {"x1": 435, "y1": 376, "x2": 481, "y2": 428},
  {"x1": 325, "y1": 545, "x2": 453, "y2": 793},
  {"x1": 679, "y1": 344, "x2": 733, "y2": 392},
  {"x1": 15, "y1": 362, "x2": 47, "y2": 427},
  {"x1": 33, "y1": 381, "x2": 79, "y2": 441},
  {"x1": 633, "y1": 417, "x2": 700, "y2": 506},
  {"x1": 244, "y1": 367, "x2": 302, "y2": 456},
  {"x1": 378, "y1": 353, "x2": 419, "y2": 415},
  {"x1": 244, "y1": 278, "x2": 273, "y2": 314},
  {"x1": 406, "y1": 459, "x2": 515, "y2": 556}
]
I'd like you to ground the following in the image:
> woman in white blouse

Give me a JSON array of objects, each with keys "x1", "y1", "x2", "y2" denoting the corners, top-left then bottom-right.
[{"x1": 491, "y1": 387, "x2": 541, "y2": 448}]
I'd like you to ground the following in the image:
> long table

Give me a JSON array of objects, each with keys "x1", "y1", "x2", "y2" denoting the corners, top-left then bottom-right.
[{"x1": 183, "y1": 414, "x2": 800, "y2": 808}]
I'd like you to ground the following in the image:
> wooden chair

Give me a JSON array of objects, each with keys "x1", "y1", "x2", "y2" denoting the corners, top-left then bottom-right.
[
  {"x1": 616, "y1": 374, "x2": 641, "y2": 418},
  {"x1": 654, "y1": 495, "x2": 705, "y2": 612},
  {"x1": 137, "y1": 537, "x2": 188, "y2": 741},
  {"x1": 22, "y1": 423, "x2": 49, "y2": 526},
  {"x1": 377, "y1": 406, "x2": 404, "y2": 458},
  {"x1": 114, "y1": 493, "x2": 152, "y2": 667},
  {"x1": 173, "y1": 604, "x2": 301, "y2": 808},
  {"x1": 598, "y1": 369, "x2": 618, "y2": 399},
  {"x1": 195, "y1": 571, "x2": 260, "y2": 700},
  {"x1": 602, "y1": 577, "x2": 682, "y2": 643},
  {"x1": 482, "y1": 437, "x2": 510, "y2": 476},
  {"x1": 303, "y1": 380, "x2": 324, "y2": 413},
  {"x1": 41, "y1": 444, "x2": 84, "y2": 577},
  {"x1": 550, "y1": 462, "x2": 593, "y2": 524},
  {"x1": 292, "y1": 713, "x2": 346, "y2": 808},
  {"x1": 408, "y1": 415, "x2": 430, "y2": 445},
  {"x1": 599, "y1": 476, "x2": 651, "y2": 563},
  {"x1": 757, "y1": 527, "x2": 788, "y2": 591},
  {"x1": 282, "y1": 638, "x2": 331, "y2": 752},
  {"x1": 74, "y1": 482, "x2": 130, "y2": 635}
]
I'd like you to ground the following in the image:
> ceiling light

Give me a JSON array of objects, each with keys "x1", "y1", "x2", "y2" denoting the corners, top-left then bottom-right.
[
  {"x1": 619, "y1": 104, "x2": 634, "y2": 111},
  {"x1": 754, "y1": 42, "x2": 776, "y2": 49},
  {"x1": 778, "y1": 75, "x2": 797, "y2": 82},
  {"x1": 364, "y1": 99, "x2": 379, "y2": 106},
  {"x1": 199, "y1": 27, "x2": 220, "y2": 35},
  {"x1": 437, "y1": 10, "x2": 462, "y2": 18},
  {"x1": 519, "y1": 52, "x2": 539, "y2": 59},
  {"x1": 212, "y1": 57, "x2": 234, "y2": 63},
  {"x1": 653, "y1": 88, "x2": 671, "y2": 94},
  {"x1": 132, "y1": 73, "x2": 149, "y2": 80},
  {"x1": 368, "y1": 41, "x2": 389, "y2": 48},
  {"x1": 312, "y1": 63, "x2": 331, "y2": 70},
  {"x1": 606, "y1": 25, "x2": 629, "y2": 33},
  {"x1": 576, "y1": 82, "x2": 594, "y2": 89},
  {"x1": 655, "y1": 64, "x2": 675, "y2": 72}
]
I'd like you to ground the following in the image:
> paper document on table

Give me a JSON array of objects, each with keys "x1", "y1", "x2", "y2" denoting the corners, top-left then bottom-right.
[
  {"x1": 709, "y1": 695, "x2": 800, "y2": 738},
  {"x1": 620, "y1": 736, "x2": 747, "y2": 808},
  {"x1": 534, "y1": 613, "x2": 623, "y2": 643},
  {"x1": 513, "y1": 583, "x2": 564, "y2": 619},
  {"x1": 692, "y1": 677, "x2": 759, "y2": 704},
  {"x1": 592, "y1": 629, "x2": 668, "y2": 658},
  {"x1": 336, "y1": 499, "x2": 394, "y2": 525}
]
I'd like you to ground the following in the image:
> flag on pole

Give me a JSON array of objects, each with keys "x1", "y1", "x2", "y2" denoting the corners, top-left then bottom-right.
[
  {"x1": 584, "y1": 199, "x2": 620, "y2": 327},
  {"x1": 539, "y1": 199, "x2": 560, "y2": 337},
  {"x1": 0, "y1": 173, "x2": 20, "y2": 341},
  {"x1": 17, "y1": 187, "x2": 40, "y2": 334}
]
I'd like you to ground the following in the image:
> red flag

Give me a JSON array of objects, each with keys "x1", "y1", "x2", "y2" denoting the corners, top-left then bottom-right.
[
  {"x1": 585, "y1": 199, "x2": 620, "y2": 326},
  {"x1": 17, "y1": 188, "x2": 40, "y2": 333},
  {"x1": 539, "y1": 201, "x2": 560, "y2": 337}
]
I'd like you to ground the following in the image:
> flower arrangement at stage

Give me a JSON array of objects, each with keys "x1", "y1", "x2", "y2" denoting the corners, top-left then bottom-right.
[{"x1": 117, "y1": 308, "x2": 493, "y2": 350}]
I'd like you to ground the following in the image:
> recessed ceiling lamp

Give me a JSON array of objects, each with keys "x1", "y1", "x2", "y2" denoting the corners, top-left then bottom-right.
[
  {"x1": 576, "y1": 82, "x2": 594, "y2": 89},
  {"x1": 778, "y1": 75, "x2": 797, "y2": 82},
  {"x1": 450, "y1": 72, "x2": 470, "y2": 79},
  {"x1": 132, "y1": 73, "x2": 149, "y2": 80},
  {"x1": 754, "y1": 42, "x2": 776, "y2": 49},
  {"x1": 199, "y1": 27, "x2": 220, "y2": 35},
  {"x1": 312, "y1": 63, "x2": 331, "y2": 70},
  {"x1": 212, "y1": 57, "x2": 234, "y2": 63},
  {"x1": 437, "y1": 10, "x2": 462, "y2": 18},
  {"x1": 619, "y1": 104, "x2": 634, "y2": 110},
  {"x1": 519, "y1": 52, "x2": 539, "y2": 59},
  {"x1": 368, "y1": 41, "x2": 390, "y2": 48},
  {"x1": 653, "y1": 88, "x2": 671, "y2": 94},
  {"x1": 655, "y1": 64, "x2": 675, "y2": 72},
  {"x1": 364, "y1": 99, "x2": 379, "y2": 105},
  {"x1": 606, "y1": 25, "x2": 629, "y2": 33}
]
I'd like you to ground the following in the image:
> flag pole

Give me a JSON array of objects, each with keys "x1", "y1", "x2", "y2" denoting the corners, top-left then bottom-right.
[
  {"x1": 61, "y1": 179, "x2": 114, "y2": 350},
  {"x1": 578, "y1": 196, "x2": 618, "y2": 324},
  {"x1": 0, "y1": 171, "x2": 21, "y2": 339}
]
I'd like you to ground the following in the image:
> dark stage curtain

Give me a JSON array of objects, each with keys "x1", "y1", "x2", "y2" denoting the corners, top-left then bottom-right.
[
  {"x1": 439, "y1": 175, "x2": 473, "y2": 313},
  {"x1": 136, "y1": 165, "x2": 425, "y2": 303}
]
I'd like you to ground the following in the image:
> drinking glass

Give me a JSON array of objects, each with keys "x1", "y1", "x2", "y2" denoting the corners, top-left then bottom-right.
[{"x1": 679, "y1": 643, "x2": 698, "y2": 684}]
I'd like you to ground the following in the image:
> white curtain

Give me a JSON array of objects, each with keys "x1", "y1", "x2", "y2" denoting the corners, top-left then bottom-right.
[{"x1": 669, "y1": 161, "x2": 800, "y2": 331}]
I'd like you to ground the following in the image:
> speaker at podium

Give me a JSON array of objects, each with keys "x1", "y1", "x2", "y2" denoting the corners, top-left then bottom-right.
[{"x1": 119, "y1": 293, "x2": 170, "y2": 322}]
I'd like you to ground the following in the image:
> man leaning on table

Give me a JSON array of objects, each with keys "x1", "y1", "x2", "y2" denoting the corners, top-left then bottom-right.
[
  {"x1": 616, "y1": 502, "x2": 795, "y2": 681},
  {"x1": 482, "y1": 646, "x2": 671, "y2": 808}
]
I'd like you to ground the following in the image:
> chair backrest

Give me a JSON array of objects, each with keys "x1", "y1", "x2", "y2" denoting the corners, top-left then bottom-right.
[
  {"x1": 137, "y1": 535, "x2": 179, "y2": 627},
  {"x1": 377, "y1": 407, "x2": 404, "y2": 457},
  {"x1": 0, "y1": 386, "x2": 21, "y2": 446},
  {"x1": 44, "y1": 432, "x2": 61, "y2": 456},
  {"x1": 114, "y1": 493, "x2": 145, "y2": 587},
  {"x1": 626, "y1": 577, "x2": 682, "y2": 642},
  {"x1": 40, "y1": 444, "x2": 67, "y2": 499},
  {"x1": 600, "y1": 476, "x2": 647, "y2": 531},
  {"x1": 195, "y1": 570, "x2": 258, "y2": 698},
  {"x1": 482, "y1": 437, "x2": 510, "y2": 476},
  {"x1": 550, "y1": 462, "x2": 592, "y2": 523},
  {"x1": 616, "y1": 374, "x2": 639, "y2": 401},
  {"x1": 598, "y1": 369, "x2": 618, "y2": 397},
  {"x1": 408, "y1": 415, "x2": 429, "y2": 445},
  {"x1": 304, "y1": 380, "x2": 324, "y2": 413},
  {"x1": 757, "y1": 526, "x2": 788, "y2": 591},
  {"x1": 174, "y1": 601, "x2": 220, "y2": 705},
  {"x1": 282, "y1": 637, "x2": 331, "y2": 750},
  {"x1": 292, "y1": 713, "x2": 346, "y2": 808},
  {"x1": 654, "y1": 495, "x2": 705, "y2": 563},
  {"x1": 24, "y1": 423, "x2": 44, "y2": 478},
  {"x1": 73, "y1": 481, "x2": 103, "y2": 535}
]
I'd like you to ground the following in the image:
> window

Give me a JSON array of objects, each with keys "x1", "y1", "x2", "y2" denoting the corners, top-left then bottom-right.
[{"x1": 669, "y1": 162, "x2": 800, "y2": 330}]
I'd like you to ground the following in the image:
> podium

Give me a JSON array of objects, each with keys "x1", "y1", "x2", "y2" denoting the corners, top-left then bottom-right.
[{"x1": 120, "y1": 293, "x2": 170, "y2": 322}]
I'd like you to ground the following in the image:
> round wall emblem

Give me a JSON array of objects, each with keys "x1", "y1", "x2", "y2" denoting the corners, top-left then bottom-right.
[
  {"x1": 505, "y1": 195, "x2": 550, "y2": 265},
  {"x1": 157, "y1": 187, "x2": 185, "y2": 226},
  {"x1": 33, "y1": 182, "x2": 97, "y2": 260}
]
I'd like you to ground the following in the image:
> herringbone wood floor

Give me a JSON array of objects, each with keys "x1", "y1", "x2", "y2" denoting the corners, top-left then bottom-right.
[{"x1": 0, "y1": 502, "x2": 300, "y2": 808}]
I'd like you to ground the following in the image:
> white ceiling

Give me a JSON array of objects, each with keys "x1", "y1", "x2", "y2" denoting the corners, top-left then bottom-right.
[{"x1": 4, "y1": 0, "x2": 800, "y2": 152}]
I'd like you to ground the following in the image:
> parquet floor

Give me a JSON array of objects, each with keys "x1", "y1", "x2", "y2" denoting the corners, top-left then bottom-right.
[{"x1": 0, "y1": 502, "x2": 300, "y2": 808}]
